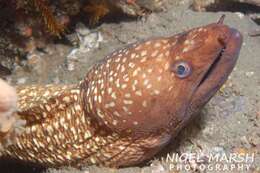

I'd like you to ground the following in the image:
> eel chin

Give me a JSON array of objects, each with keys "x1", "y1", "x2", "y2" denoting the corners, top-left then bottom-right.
[{"x1": 190, "y1": 28, "x2": 243, "y2": 112}]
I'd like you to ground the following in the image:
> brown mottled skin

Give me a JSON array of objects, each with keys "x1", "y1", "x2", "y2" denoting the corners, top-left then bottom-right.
[{"x1": 0, "y1": 16, "x2": 243, "y2": 168}]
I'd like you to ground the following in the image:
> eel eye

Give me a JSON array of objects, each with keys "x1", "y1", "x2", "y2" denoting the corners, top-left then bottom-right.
[{"x1": 172, "y1": 61, "x2": 192, "y2": 79}]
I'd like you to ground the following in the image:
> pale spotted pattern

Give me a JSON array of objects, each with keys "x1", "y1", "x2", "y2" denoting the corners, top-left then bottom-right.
[
  {"x1": 82, "y1": 38, "x2": 178, "y2": 132},
  {"x1": 1, "y1": 26, "x2": 212, "y2": 167}
]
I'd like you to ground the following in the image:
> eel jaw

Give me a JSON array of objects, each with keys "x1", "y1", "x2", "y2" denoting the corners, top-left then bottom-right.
[{"x1": 189, "y1": 28, "x2": 243, "y2": 114}]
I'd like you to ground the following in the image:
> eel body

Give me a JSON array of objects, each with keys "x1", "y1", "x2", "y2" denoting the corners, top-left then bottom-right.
[{"x1": 0, "y1": 16, "x2": 243, "y2": 168}]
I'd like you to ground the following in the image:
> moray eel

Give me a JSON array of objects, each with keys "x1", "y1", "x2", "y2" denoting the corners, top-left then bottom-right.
[{"x1": 0, "y1": 16, "x2": 243, "y2": 168}]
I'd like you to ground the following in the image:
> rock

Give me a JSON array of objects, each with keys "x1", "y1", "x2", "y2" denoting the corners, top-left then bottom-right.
[
  {"x1": 66, "y1": 23, "x2": 103, "y2": 71},
  {"x1": 193, "y1": 0, "x2": 260, "y2": 11}
]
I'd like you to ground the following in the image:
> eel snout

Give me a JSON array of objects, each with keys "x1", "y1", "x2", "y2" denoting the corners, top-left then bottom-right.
[{"x1": 191, "y1": 25, "x2": 243, "y2": 112}]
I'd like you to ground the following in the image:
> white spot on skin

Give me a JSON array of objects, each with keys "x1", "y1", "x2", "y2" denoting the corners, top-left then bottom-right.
[
  {"x1": 97, "y1": 109, "x2": 104, "y2": 118},
  {"x1": 141, "y1": 50, "x2": 147, "y2": 57},
  {"x1": 46, "y1": 137, "x2": 51, "y2": 143},
  {"x1": 63, "y1": 96, "x2": 70, "y2": 103},
  {"x1": 121, "y1": 65, "x2": 126, "y2": 72},
  {"x1": 163, "y1": 44, "x2": 171, "y2": 50},
  {"x1": 132, "y1": 85, "x2": 136, "y2": 91},
  {"x1": 184, "y1": 40, "x2": 190, "y2": 45},
  {"x1": 108, "y1": 88, "x2": 112, "y2": 94},
  {"x1": 98, "y1": 95, "x2": 102, "y2": 103},
  {"x1": 147, "y1": 84, "x2": 152, "y2": 89},
  {"x1": 109, "y1": 71, "x2": 114, "y2": 76},
  {"x1": 123, "y1": 100, "x2": 133, "y2": 105},
  {"x1": 67, "y1": 112, "x2": 72, "y2": 120},
  {"x1": 116, "y1": 64, "x2": 121, "y2": 70},
  {"x1": 121, "y1": 84, "x2": 127, "y2": 89},
  {"x1": 105, "y1": 102, "x2": 116, "y2": 108},
  {"x1": 84, "y1": 131, "x2": 92, "y2": 139},
  {"x1": 113, "y1": 111, "x2": 120, "y2": 117},
  {"x1": 142, "y1": 101, "x2": 147, "y2": 107},
  {"x1": 154, "y1": 42, "x2": 161, "y2": 48},
  {"x1": 113, "y1": 73, "x2": 118, "y2": 77},
  {"x1": 111, "y1": 92, "x2": 117, "y2": 99},
  {"x1": 131, "y1": 53, "x2": 136, "y2": 59},
  {"x1": 45, "y1": 105, "x2": 51, "y2": 111},
  {"x1": 43, "y1": 91, "x2": 50, "y2": 97},
  {"x1": 116, "y1": 79, "x2": 120, "y2": 88},
  {"x1": 140, "y1": 57, "x2": 147, "y2": 63},
  {"x1": 90, "y1": 157, "x2": 96, "y2": 164},
  {"x1": 145, "y1": 41, "x2": 152, "y2": 45},
  {"x1": 143, "y1": 79, "x2": 149, "y2": 86},
  {"x1": 100, "y1": 83, "x2": 104, "y2": 89},
  {"x1": 151, "y1": 50, "x2": 159, "y2": 57},
  {"x1": 133, "y1": 69, "x2": 138, "y2": 76},
  {"x1": 129, "y1": 63, "x2": 135, "y2": 68},
  {"x1": 154, "y1": 90, "x2": 160, "y2": 95},
  {"x1": 147, "y1": 69, "x2": 153, "y2": 73},
  {"x1": 183, "y1": 47, "x2": 189, "y2": 53},
  {"x1": 156, "y1": 53, "x2": 164, "y2": 61},
  {"x1": 112, "y1": 120, "x2": 118, "y2": 125},
  {"x1": 125, "y1": 93, "x2": 131, "y2": 98},
  {"x1": 43, "y1": 112, "x2": 47, "y2": 118},
  {"x1": 164, "y1": 62, "x2": 170, "y2": 70},
  {"x1": 123, "y1": 74, "x2": 128, "y2": 79},
  {"x1": 162, "y1": 40, "x2": 168, "y2": 44},
  {"x1": 133, "y1": 67, "x2": 141, "y2": 76},
  {"x1": 123, "y1": 106, "x2": 128, "y2": 112},
  {"x1": 135, "y1": 45, "x2": 142, "y2": 50},
  {"x1": 135, "y1": 90, "x2": 142, "y2": 96}
]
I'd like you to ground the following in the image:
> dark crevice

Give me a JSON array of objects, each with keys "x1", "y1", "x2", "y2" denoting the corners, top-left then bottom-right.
[
  {"x1": 192, "y1": 1, "x2": 260, "y2": 25},
  {"x1": 0, "y1": 157, "x2": 46, "y2": 173},
  {"x1": 201, "y1": 1, "x2": 260, "y2": 13},
  {"x1": 253, "y1": 17, "x2": 260, "y2": 25}
]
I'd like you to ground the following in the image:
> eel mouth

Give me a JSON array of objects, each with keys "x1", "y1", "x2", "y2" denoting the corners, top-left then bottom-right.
[
  {"x1": 198, "y1": 46, "x2": 225, "y2": 87},
  {"x1": 191, "y1": 27, "x2": 243, "y2": 109}
]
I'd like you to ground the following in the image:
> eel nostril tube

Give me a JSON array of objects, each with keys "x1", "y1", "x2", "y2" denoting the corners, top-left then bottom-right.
[{"x1": 217, "y1": 14, "x2": 226, "y2": 24}]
